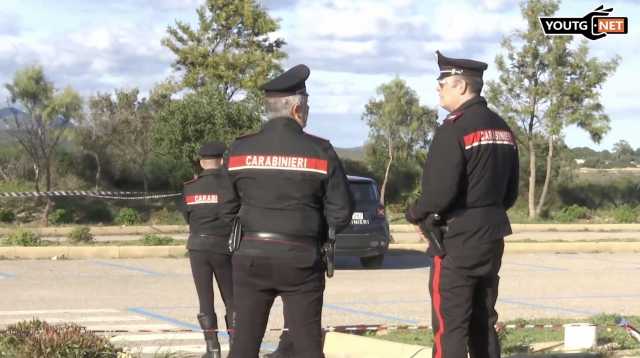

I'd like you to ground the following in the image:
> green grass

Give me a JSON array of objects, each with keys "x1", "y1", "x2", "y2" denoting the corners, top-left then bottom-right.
[{"x1": 367, "y1": 315, "x2": 640, "y2": 355}]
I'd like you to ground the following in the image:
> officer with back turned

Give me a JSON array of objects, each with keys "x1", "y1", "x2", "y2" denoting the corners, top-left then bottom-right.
[
  {"x1": 223, "y1": 64, "x2": 354, "y2": 358},
  {"x1": 406, "y1": 51, "x2": 520, "y2": 358},
  {"x1": 183, "y1": 142, "x2": 239, "y2": 358}
]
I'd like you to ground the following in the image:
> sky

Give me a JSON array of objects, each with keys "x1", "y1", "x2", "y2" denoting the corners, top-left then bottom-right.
[{"x1": 0, "y1": 0, "x2": 637, "y2": 150}]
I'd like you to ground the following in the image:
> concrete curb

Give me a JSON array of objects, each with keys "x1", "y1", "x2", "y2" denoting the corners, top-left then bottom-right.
[
  {"x1": 2, "y1": 242, "x2": 639, "y2": 259},
  {"x1": 0, "y1": 246, "x2": 187, "y2": 259},
  {"x1": 323, "y1": 332, "x2": 431, "y2": 358},
  {"x1": 0, "y1": 225, "x2": 188, "y2": 237},
  {"x1": 3, "y1": 224, "x2": 640, "y2": 237},
  {"x1": 390, "y1": 223, "x2": 640, "y2": 233},
  {"x1": 391, "y1": 242, "x2": 640, "y2": 254}
]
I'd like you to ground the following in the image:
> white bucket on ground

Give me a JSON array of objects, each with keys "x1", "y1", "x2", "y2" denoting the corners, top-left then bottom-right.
[{"x1": 563, "y1": 323, "x2": 597, "y2": 350}]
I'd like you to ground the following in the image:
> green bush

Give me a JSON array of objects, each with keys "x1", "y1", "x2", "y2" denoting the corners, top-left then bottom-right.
[
  {"x1": 0, "y1": 209, "x2": 15, "y2": 223},
  {"x1": 6, "y1": 229, "x2": 41, "y2": 246},
  {"x1": 48, "y1": 208, "x2": 74, "y2": 225},
  {"x1": 612, "y1": 205, "x2": 638, "y2": 223},
  {"x1": 142, "y1": 234, "x2": 176, "y2": 246},
  {"x1": 85, "y1": 205, "x2": 113, "y2": 224},
  {"x1": 67, "y1": 226, "x2": 93, "y2": 244},
  {"x1": 115, "y1": 208, "x2": 142, "y2": 226},
  {"x1": 0, "y1": 319, "x2": 122, "y2": 357},
  {"x1": 553, "y1": 204, "x2": 590, "y2": 223},
  {"x1": 150, "y1": 208, "x2": 185, "y2": 225}
]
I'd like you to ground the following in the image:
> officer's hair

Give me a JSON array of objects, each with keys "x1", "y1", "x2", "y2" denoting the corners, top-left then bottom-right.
[
  {"x1": 458, "y1": 75, "x2": 483, "y2": 94},
  {"x1": 264, "y1": 95, "x2": 307, "y2": 120}
]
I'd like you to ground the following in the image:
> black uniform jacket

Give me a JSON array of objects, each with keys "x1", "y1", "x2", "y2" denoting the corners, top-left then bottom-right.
[
  {"x1": 182, "y1": 168, "x2": 240, "y2": 253},
  {"x1": 408, "y1": 96, "x2": 519, "y2": 239},
  {"x1": 224, "y1": 117, "x2": 354, "y2": 258}
]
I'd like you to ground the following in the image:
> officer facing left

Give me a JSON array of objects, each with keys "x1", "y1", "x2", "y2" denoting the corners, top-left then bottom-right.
[{"x1": 182, "y1": 142, "x2": 240, "y2": 358}]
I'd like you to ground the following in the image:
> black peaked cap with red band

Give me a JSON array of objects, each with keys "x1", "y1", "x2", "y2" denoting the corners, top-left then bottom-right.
[
  {"x1": 436, "y1": 50, "x2": 488, "y2": 80},
  {"x1": 199, "y1": 141, "x2": 226, "y2": 158},
  {"x1": 259, "y1": 64, "x2": 310, "y2": 97}
]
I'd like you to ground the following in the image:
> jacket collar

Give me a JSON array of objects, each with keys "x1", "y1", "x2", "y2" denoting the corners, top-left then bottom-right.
[
  {"x1": 452, "y1": 95, "x2": 486, "y2": 113},
  {"x1": 262, "y1": 117, "x2": 303, "y2": 133},
  {"x1": 199, "y1": 168, "x2": 220, "y2": 177}
]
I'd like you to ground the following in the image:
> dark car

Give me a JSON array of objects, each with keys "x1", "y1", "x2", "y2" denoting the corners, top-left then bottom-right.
[{"x1": 335, "y1": 175, "x2": 390, "y2": 268}]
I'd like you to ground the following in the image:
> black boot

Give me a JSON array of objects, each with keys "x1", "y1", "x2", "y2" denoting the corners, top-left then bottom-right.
[
  {"x1": 225, "y1": 313, "x2": 234, "y2": 358},
  {"x1": 264, "y1": 331, "x2": 294, "y2": 358},
  {"x1": 197, "y1": 313, "x2": 222, "y2": 358}
]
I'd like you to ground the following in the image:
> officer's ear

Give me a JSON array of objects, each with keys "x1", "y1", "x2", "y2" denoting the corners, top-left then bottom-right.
[{"x1": 290, "y1": 103, "x2": 306, "y2": 127}]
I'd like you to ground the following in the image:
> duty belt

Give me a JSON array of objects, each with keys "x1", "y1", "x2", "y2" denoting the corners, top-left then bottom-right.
[{"x1": 242, "y1": 232, "x2": 318, "y2": 246}]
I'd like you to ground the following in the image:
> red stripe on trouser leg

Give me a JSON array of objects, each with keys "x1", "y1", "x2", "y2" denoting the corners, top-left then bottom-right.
[{"x1": 433, "y1": 256, "x2": 445, "y2": 358}]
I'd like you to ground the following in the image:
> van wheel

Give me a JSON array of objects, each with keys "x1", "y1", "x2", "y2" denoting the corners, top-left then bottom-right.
[{"x1": 360, "y1": 255, "x2": 384, "y2": 269}]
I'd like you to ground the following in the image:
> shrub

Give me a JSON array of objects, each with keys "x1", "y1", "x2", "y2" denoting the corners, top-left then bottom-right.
[
  {"x1": 150, "y1": 208, "x2": 185, "y2": 225},
  {"x1": 67, "y1": 226, "x2": 94, "y2": 244},
  {"x1": 85, "y1": 205, "x2": 113, "y2": 224},
  {"x1": 0, "y1": 319, "x2": 122, "y2": 357},
  {"x1": 142, "y1": 234, "x2": 176, "y2": 246},
  {"x1": 6, "y1": 229, "x2": 41, "y2": 246},
  {"x1": 553, "y1": 205, "x2": 590, "y2": 223},
  {"x1": 612, "y1": 205, "x2": 638, "y2": 223},
  {"x1": 115, "y1": 208, "x2": 142, "y2": 226},
  {"x1": 0, "y1": 209, "x2": 15, "y2": 223},
  {"x1": 48, "y1": 208, "x2": 74, "y2": 225}
]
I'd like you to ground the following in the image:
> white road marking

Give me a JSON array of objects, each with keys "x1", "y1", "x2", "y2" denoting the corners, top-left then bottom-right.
[
  {"x1": 0, "y1": 309, "x2": 120, "y2": 316},
  {"x1": 85, "y1": 323, "x2": 178, "y2": 331},
  {"x1": 0, "y1": 316, "x2": 147, "y2": 324},
  {"x1": 124, "y1": 344, "x2": 229, "y2": 354},
  {"x1": 110, "y1": 332, "x2": 203, "y2": 342}
]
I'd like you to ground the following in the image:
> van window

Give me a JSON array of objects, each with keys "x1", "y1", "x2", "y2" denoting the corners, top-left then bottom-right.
[{"x1": 349, "y1": 182, "x2": 378, "y2": 202}]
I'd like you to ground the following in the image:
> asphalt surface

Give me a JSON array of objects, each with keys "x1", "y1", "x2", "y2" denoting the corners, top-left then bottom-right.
[{"x1": 2, "y1": 250, "x2": 639, "y2": 357}]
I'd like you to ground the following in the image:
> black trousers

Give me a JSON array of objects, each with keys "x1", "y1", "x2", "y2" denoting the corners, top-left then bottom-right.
[
  {"x1": 429, "y1": 237, "x2": 504, "y2": 358},
  {"x1": 230, "y1": 254, "x2": 325, "y2": 358},
  {"x1": 189, "y1": 250, "x2": 234, "y2": 323}
]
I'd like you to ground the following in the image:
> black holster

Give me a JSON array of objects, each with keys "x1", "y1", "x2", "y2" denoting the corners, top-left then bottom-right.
[
  {"x1": 419, "y1": 213, "x2": 447, "y2": 256},
  {"x1": 228, "y1": 217, "x2": 242, "y2": 253},
  {"x1": 321, "y1": 226, "x2": 336, "y2": 278}
]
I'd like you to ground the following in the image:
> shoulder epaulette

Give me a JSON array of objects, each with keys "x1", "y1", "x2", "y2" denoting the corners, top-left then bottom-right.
[
  {"x1": 444, "y1": 111, "x2": 464, "y2": 123},
  {"x1": 183, "y1": 176, "x2": 198, "y2": 185},
  {"x1": 235, "y1": 130, "x2": 259, "y2": 141}
]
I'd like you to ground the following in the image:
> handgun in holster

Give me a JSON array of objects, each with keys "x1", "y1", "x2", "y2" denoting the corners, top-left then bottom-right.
[
  {"x1": 321, "y1": 226, "x2": 336, "y2": 278},
  {"x1": 228, "y1": 217, "x2": 242, "y2": 253},
  {"x1": 418, "y1": 213, "x2": 446, "y2": 257}
]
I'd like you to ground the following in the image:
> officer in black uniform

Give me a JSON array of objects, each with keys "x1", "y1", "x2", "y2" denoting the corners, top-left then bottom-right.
[
  {"x1": 405, "y1": 51, "x2": 519, "y2": 358},
  {"x1": 183, "y1": 142, "x2": 240, "y2": 358},
  {"x1": 223, "y1": 64, "x2": 354, "y2": 358}
]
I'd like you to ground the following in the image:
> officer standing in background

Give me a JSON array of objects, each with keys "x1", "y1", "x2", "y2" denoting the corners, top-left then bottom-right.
[
  {"x1": 223, "y1": 64, "x2": 354, "y2": 358},
  {"x1": 406, "y1": 51, "x2": 519, "y2": 358},
  {"x1": 183, "y1": 142, "x2": 240, "y2": 358}
]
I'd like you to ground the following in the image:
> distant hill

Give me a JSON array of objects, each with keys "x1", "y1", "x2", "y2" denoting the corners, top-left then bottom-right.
[
  {"x1": 0, "y1": 107, "x2": 75, "y2": 131},
  {"x1": 335, "y1": 146, "x2": 365, "y2": 161}
]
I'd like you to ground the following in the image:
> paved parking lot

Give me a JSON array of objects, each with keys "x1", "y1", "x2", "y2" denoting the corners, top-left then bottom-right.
[{"x1": 2, "y1": 249, "x2": 639, "y2": 356}]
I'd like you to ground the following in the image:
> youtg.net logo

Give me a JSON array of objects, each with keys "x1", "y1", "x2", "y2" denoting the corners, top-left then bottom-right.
[{"x1": 539, "y1": 5, "x2": 628, "y2": 40}]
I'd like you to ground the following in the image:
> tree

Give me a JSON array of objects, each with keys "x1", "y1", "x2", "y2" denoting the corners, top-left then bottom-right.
[
  {"x1": 111, "y1": 88, "x2": 165, "y2": 193},
  {"x1": 613, "y1": 140, "x2": 634, "y2": 163},
  {"x1": 162, "y1": 0, "x2": 286, "y2": 100},
  {"x1": 4, "y1": 65, "x2": 83, "y2": 224},
  {"x1": 75, "y1": 92, "x2": 119, "y2": 190},
  {"x1": 486, "y1": 0, "x2": 619, "y2": 219},
  {"x1": 362, "y1": 78, "x2": 438, "y2": 206},
  {"x1": 153, "y1": 84, "x2": 261, "y2": 173}
]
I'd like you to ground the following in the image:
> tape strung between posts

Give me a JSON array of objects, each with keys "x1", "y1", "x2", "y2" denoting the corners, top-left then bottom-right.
[
  {"x1": 0, "y1": 191, "x2": 181, "y2": 200},
  {"x1": 85, "y1": 323, "x2": 625, "y2": 334}
]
